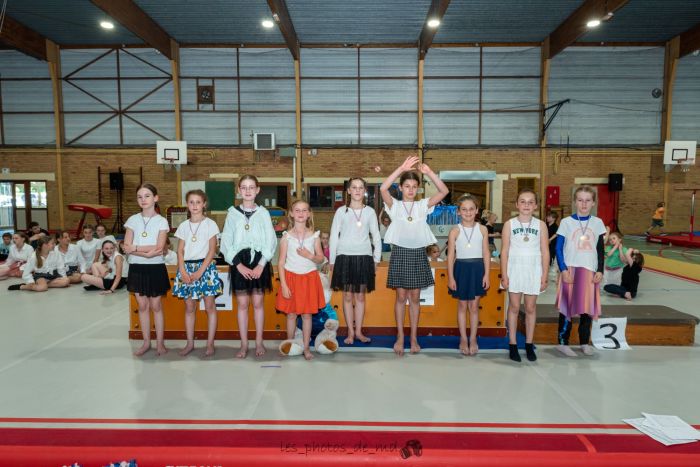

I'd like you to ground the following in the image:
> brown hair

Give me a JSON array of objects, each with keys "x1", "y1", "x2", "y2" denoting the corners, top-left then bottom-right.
[
  {"x1": 573, "y1": 185, "x2": 597, "y2": 203},
  {"x1": 185, "y1": 189, "x2": 208, "y2": 213},
  {"x1": 657, "y1": 202, "x2": 665, "y2": 208},
  {"x1": 426, "y1": 244, "x2": 439, "y2": 255},
  {"x1": 399, "y1": 171, "x2": 421, "y2": 186},
  {"x1": 83, "y1": 224, "x2": 94, "y2": 233},
  {"x1": 609, "y1": 231, "x2": 623, "y2": 241},
  {"x1": 2, "y1": 232, "x2": 11, "y2": 239},
  {"x1": 55, "y1": 230, "x2": 71, "y2": 241},
  {"x1": 547, "y1": 211, "x2": 559, "y2": 221},
  {"x1": 100, "y1": 240, "x2": 116, "y2": 264},
  {"x1": 34, "y1": 236, "x2": 54, "y2": 269},
  {"x1": 136, "y1": 183, "x2": 158, "y2": 196},
  {"x1": 517, "y1": 188, "x2": 539, "y2": 204},
  {"x1": 13, "y1": 232, "x2": 29, "y2": 244},
  {"x1": 345, "y1": 177, "x2": 367, "y2": 211},
  {"x1": 632, "y1": 251, "x2": 645, "y2": 268},
  {"x1": 288, "y1": 199, "x2": 315, "y2": 232},
  {"x1": 456, "y1": 194, "x2": 480, "y2": 210},
  {"x1": 238, "y1": 174, "x2": 259, "y2": 187}
]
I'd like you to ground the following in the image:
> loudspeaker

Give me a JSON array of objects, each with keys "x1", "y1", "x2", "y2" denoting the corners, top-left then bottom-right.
[
  {"x1": 109, "y1": 172, "x2": 124, "y2": 191},
  {"x1": 608, "y1": 173, "x2": 623, "y2": 192}
]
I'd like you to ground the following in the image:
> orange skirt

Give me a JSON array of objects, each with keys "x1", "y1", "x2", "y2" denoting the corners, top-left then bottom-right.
[{"x1": 275, "y1": 269, "x2": 325, "y2": 315}]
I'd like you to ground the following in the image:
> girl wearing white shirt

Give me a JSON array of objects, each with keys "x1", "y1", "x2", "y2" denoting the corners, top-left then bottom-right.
[
  {"x1": 221, "y1": 175, "x2": 277, "y2": 359},
  {"x1": 380, "y1": 156, "x2": 449, "y2": 356},
  {"x1": 10, "y1": 236, "x2": 69, "y2": 291},
  {"x1": 92, "y1": 223, "x2": 117, "y2": 263},
  {"x1": 275, "y1": 200, "x2": 326, "y2": 361},
  {"x1": 172, "y1": 190, "x2": 222, "y2": 357},
  {"x1": 0, "y1": 232, "x2": 33, "y2": 279},
  {"x1": 447, "y1": 195, "x2": 490, "y2": 356},
  {"x1": 329, "y1": 177, "x2": 382, "y2": 345},
  {"x1": 122, "y1": 183, "x2": 170, "y2": 357},
  {"x1": 81, "y1": 240, "x2": 126, "y2": 294},
  {"x1": 76, "y1": 225, "x2": 99, "y2": 273},
  {"x1": 55, "y1": 230, "x2": 84, "y2": 284}
]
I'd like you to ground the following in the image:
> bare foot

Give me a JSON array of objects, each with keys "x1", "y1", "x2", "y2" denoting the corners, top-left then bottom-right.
[
  {"x1": 356, "y1": 334, "x2": 371, "y2": 343},
  {"x1": 236, "y1": 345, "x2": 249, "y2": 359},
  {"x1": 410, "y1": 339, "x2": 421, "y2": 354},
  {"x1": 468, "y1": 340, "x2": 479, "y2": 356},
  {"x1": 459, "y1": 338, "x2": 469, "y2": 355},
  {"x1": 624, "y1": 292, "x2": 632, "y2": 301},
  {"x1": 255, "y1": 342, "x2": 266, "y2": 357},
  {"x1": 303, "y1": 349, "x2": 315, "y2": 361},
  {"x1": 133, "y1": 342, "x2": 151, "y2": 357},
  {"x1": 393, "y1": 339, "x2": 404, "y2": 356},
  {"x1": 343, "y1": 334, "x2": 354, "y2": 345},
  {"x1": 179, "y1": 343, "x2": 195, "y2": 357},
  {"x1": 156, "y1": 345, "x2": 168, "y2": 356},
  {"x1": 205, "y1": 345, "x2": 215, "y2": 357}
]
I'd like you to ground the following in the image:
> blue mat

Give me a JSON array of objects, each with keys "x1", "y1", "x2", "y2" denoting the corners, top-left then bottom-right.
[{"x1": 337, "y1": 333, "x2": 528, "y2": 350}]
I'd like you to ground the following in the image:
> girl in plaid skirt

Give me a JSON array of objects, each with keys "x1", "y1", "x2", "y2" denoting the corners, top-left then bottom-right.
[{"x1": 380, "y1": 156, "x2": 449, "y2": 356}]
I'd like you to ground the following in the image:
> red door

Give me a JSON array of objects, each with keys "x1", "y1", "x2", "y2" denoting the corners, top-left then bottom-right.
[{"x1": 595, "y1": 184, "x2": 615, "y2": 228}]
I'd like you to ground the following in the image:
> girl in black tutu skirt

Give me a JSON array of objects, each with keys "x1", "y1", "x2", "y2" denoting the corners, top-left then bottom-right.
[
  {"x1": 220, "y1": 175, "x2": 278, "y2": 358},
  {"x1": 328, "y1": 177, "x2": 382, "y2": 344}
]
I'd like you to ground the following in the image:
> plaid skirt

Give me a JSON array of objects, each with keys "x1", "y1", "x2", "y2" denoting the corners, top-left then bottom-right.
[{"x1": 387, "y1": 245, "x2": 434, "y2": 289}]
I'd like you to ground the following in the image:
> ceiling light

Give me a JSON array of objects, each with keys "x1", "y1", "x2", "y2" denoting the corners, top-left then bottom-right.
[
  {"x1": 586, "y1": 19, "x2": 601, "y2": 28},
  {"x1": 427, "y1": 18, "x2": 441, "y2": 28},
  {"x1": 100, "y1": 21, "x2": 114, "y2": 30},
  {"x1": 262, "y1": 19, "x2": 274, "y2": 29}
]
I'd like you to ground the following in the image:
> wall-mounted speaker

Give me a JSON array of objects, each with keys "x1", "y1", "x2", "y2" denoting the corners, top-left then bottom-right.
[
  {"x1": 109, "y1": 172, "x2": 124, "y2": 191},
  {"x1": 608, "y1": 173, "x2": 623, "y2": 192}
]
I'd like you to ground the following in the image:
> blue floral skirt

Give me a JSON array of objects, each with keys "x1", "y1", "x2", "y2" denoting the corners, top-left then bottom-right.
[{"x1": 172, "y1": 259, "x2": 223, "y2": 300}]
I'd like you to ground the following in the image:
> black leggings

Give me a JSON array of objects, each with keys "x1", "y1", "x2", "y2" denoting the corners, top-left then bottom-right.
[{"x1": 558, "y1": 314, "x2": 592, "y2": 345}]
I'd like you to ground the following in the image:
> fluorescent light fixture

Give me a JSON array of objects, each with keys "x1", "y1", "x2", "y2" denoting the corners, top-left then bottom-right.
[
  {"x1": 586, "y1": 19, "x2": 601, "y2": 28},
  {"x1": 262, "y1": 19, "x2": 274, "y2": 29},
  {"x1": 100, "y1": 21, "x2": 114, "y2": 30},
  {"x1": 427, "y1": 18, "x2": 441, "y2": 28}
]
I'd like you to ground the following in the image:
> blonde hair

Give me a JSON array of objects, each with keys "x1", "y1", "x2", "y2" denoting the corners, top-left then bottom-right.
[
  {"x1": 574, "y1": 185, "x2": 597, "y2": 203},
  {"x1": 288, "y1": 199, "x2": 315, "y2": 232}
]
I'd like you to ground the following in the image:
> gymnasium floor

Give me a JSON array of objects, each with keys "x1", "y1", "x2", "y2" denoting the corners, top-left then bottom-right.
[{"x1": 0, "y1": 261, "x2": 699, "y2": 465}]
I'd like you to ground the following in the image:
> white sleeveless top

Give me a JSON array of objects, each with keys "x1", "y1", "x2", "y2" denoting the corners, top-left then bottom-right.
[
  {"x1": 508, "y1": 217, "x2": 542, "y2": 257},
  {"x1": 455, "y1": 224, "x2": 484, "y2": 259},
  {"x1": 105, "y1": 252, "x2": 126, "y2": 279},
  {"x1": 283, "y1": 230, "x2": 319, "y2": 274}
]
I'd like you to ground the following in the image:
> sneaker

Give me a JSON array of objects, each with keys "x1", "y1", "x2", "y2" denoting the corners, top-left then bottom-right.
[
  {"x1": 509, "y1": 344, "x2": 521, "y2": 362},
  {"x1": 7, "y1": 284, "x2": 22, "y2": 291},
  {"x1": 525, "y1": 343, "x2": 537, "y2": 362},
  {"x1": 580, "y1": 345, "x2": 595, "y2": 356},
  {"x1": 556, "y1": 344, "x2": 577, "y2": 357}
]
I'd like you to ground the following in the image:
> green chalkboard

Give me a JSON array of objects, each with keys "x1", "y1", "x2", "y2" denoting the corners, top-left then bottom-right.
[{"x1": 205, "y1": 181, "x2": 235, "y2": 212}]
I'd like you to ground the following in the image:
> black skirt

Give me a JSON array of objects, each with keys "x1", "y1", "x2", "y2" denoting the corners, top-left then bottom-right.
[
  {"x1": 229, "y1": 249, "x2": 273, "y2": 293},
  {"x1": 127, "y1": 263, "x2": 170, "y2": 297},
  {"x1": 104, "y1": 277, "x2": 127, "y2": 290},
  {"x1": 331, "y1": 254, "x2": 375, "y2": 293},
  {"x1": 33, "y1": 270, "x2": 61, "y2": 282}
]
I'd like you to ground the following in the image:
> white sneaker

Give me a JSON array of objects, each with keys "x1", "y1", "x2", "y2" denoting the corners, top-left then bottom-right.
[
  {"x1": 556, "y1": 345, "x2": 577, "y2": 357},
  {"x1": 580, "y1": 345, "x2": 595, "y2": 356}
]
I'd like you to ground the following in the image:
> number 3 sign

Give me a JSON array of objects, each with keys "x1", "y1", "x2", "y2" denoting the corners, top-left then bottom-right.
[{"x1": 592, "y1": 317, "x2": 631, "y2": 350}]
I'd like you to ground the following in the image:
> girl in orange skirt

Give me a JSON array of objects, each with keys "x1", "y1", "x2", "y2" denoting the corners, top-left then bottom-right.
[{"x1": 276, "y1": 199, "x2": 326, "y2": 360}]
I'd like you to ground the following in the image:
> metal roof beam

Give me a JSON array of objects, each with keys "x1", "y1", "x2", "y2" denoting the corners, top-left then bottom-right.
[
  {"x1": 267, "y1": 0, "x2": 300, "y2": 60},
  {"x1": 418, "y1": 0, "x2": 451, "y2": 59},
  {"x1": 0, "y1": 15, "x2": 47, "y2": 60},
  {"x1": 547, "y1": 0, "x2": 629, "y2": 59},
  {"x1": 89, "y1": 0, "x2": 176, "y2": 59},
  {"x1": 679, "y1": 22, "x2": 700, "y2": 58}
]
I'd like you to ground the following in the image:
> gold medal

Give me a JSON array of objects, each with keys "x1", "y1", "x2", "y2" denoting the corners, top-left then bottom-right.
[
  {"x1": 524, "y1": 236, "x2": 530, "y2": 242},
  {"x1": 356, "y1": 221, "x2": 362, "y2": 227},
  {"x1": 191, "y1": 236, "x2": 197, "y2": 242},
  {"x1": 407, "y1": 216, "x2": 413, "y2": 222},
  {"x1": 141, "y1": 232, "x2": 148, "y2": 238},
  {"x1": 245, "y1": 224, "x2": 250, "y2": 230}
]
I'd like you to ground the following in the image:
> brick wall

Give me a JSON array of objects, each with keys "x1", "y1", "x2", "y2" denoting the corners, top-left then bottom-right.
[{"x1": 1, "y1": 146, "x2": 697, "y2": 235}]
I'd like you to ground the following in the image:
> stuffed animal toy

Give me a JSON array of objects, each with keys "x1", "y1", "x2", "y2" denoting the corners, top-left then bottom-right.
[
  {"x1": 279, "y1": 327, "x2": 304, "y2": 357},
  {"x1": 314, "y1": 318, "x2": 339, "y2": 354}
]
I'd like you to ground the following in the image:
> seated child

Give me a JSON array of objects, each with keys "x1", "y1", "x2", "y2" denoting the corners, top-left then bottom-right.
[
  {"x1": 603, "y1": 231, "x2": 629, "y2": 287},
  {"x1": 426, "y1": 243, "x2": 444, "y2": 262},
  {"x1": 0, "y1": 232, "x2": 11, "y2": 261},
  {"x1": 604, "y1": 251, "x2": 643, "y2": 300}
]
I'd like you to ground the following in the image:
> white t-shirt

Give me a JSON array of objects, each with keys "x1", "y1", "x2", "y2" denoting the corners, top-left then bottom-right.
[
  {"x1": 6, "y1": 243, "x2": 33, "y2": 268},
  {"x1": 383, "y1": 198, "x2": 436, "y2": 249},
  {"x1": 174, "y1": 217, "x2": 220, "y2": 261},
  {"x1": 55, "y1": 243, "x2": 83, "y2": 271},
  {"x1": 124, "y1": 213, "x2": 169, "y2": 265},
  {"x1": 76, "y1": 238, "x2": 99, "y2": 268},
  {"x1": 556, "y1": 215, "x2": 606, "y2": 273}
]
